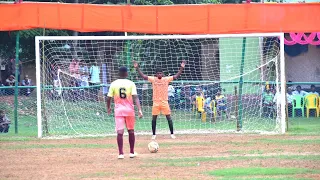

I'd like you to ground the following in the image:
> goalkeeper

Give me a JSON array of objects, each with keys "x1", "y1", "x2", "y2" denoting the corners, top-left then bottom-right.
[{"x1": 133, "y1": 60, "x2": 186, "y2": 140}]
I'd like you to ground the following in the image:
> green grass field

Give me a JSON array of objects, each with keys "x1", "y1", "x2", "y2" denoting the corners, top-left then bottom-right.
[
  {"x1": 1, "y1": 97, "x2": 320, "y2": 180},
  {"x1": 1, "y1": 99, "x2": 300, "y2": 137},
  {"x1": 1, "y1": 109, "x2": 319, "y2": 138},
  {"x1": 1, "y1": 114, "x2": 320, "y2": 179}
]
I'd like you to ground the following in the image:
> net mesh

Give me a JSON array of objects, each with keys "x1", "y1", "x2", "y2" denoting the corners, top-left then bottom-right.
[{"x1": 37, "y1": 35, "x2": 283, "y2": 138}]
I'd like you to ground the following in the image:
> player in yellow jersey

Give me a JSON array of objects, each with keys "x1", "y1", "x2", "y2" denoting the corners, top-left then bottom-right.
[
  {"x1": 107, "y1": 66, "x2": 143, "y2": 159},
  {"x1": 195, "y1": 92, "x2": 205, "y2": 118}
]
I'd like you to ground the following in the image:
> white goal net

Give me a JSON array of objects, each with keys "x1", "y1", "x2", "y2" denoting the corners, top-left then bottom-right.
[{"x1": 35, "y1": 34, "x2": 286, "y2": 138}]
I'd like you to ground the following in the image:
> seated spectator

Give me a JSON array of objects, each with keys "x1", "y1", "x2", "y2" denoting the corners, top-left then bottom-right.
[
  {"x1": 292, "y1": 85, "x2": 308, "y2": 97},
  {"x1": 263, "y1": 88, "x2": 274, "y2": 118},
  {"x1": 5, "y1": 75, "x2": 15, "y2": 86},
  {"x1": 0, "y1": 110, "x2": 11, "y2": 133},
  {"x1": 215, "y1": 89, "x2": 229, "y2": 119},
  {"x1": 308, "y1": 85, "x2": 319, "y2": 96},
  {"x1": 21, "y1": 75, "x2": 32, "y2": 96},
  {"x1": 5, "y1": 75, "x2": 15, "y2": 95}
]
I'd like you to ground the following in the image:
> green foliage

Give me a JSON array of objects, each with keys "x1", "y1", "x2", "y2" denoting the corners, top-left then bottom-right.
[{"x1": 0, "y1": 29, "x2": 71, "y2": 62}]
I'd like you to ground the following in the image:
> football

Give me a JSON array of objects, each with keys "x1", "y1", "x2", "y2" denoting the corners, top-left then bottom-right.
[{"x1": 148, "y1": 141, "x2": 159, "y2": 153}]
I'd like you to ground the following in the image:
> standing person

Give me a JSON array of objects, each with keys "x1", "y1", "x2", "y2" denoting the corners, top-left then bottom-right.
[
  {"x1": 204, "y1": 95, "x2": 214, "y2": 122},
  {"x1": 106, "y1": 67, "x2": 143, "y2": 159},
  {"x1": 133, "y1": 60, "x2": 186, "y2": 140},
  {"x1": 89, "y1": 62, "x2": 100, "y2": 101},
  {"x1": 69, "y1": 59, "x2": 80, "y2": 77},
  {"x1": 9, "y1": 58, "x2": 22, "y2": 82},
  {"x1": 89, "y1": 61, "x2": 100, "y2": 85},
  {"x1": 195, "y1": 91, "x2": 205, "y2": 118},
  {"x1": 168, "y1": 84, "x2": 175, "y2": 110},
  {"x1": 262, "y1": 88, "x2": 274, "y2": 118}
]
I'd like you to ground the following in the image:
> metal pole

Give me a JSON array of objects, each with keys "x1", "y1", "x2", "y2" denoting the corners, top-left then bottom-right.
[
  {"x1": 279, "y1": 33, "x2": 286, "y2": 134},
  {"x1": 14, "y1": 31, "x2": 20, "y2": 134},
  {"x1": 237, "y1": 37, "x2": 246, "y2": 131},
  {"x1": 126, "y1": 0, "x2": 130, "y2": 76},
  {"x1": 126, "y1": 41, "x2": 131, "y2": 76}
]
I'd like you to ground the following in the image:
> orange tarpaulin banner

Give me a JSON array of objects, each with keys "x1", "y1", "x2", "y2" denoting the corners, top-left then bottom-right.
[{"x1": 0, "y1": 3, "x2": 319, "y2": 34}]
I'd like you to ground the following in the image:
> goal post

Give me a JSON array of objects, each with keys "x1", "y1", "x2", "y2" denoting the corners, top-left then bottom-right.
[
  {"x1": 35, "y1": 33, "x2": 286, "y2": 138},
  {"x1": 279, "y1": 33, "x2": 286, "y2": 134}
]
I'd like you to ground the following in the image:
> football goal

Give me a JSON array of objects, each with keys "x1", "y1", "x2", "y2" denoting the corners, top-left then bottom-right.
[{"x1": 35, "y1": 33, "x2": 286, "y2": 138}]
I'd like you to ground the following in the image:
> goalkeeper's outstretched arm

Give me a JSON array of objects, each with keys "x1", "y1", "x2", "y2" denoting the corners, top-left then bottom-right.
[
  {"x1": 133, "y1": 61, "x2": 148, "y2": 80},
  {"x1": 173, "y1": 60, "x2": 186, "y2": 80}
]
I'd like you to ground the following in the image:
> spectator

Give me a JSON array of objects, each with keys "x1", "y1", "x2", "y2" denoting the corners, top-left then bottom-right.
[
  {"x1": 89, "y1": 62, "x2": 100, "y2": 101},
  {"x1": 50, "y1": 67, "x2": 62, "y2": 99},
  {"x1": 308, "y1": 85, "x2": 319, "y2": 96},
  {"x1": 262, "y1": 88, "x2": 274, "y2": 118},
  {"x1": 204, "y1": 95, "x2": 214, "y2": 122},
  {"x1": 179, "y1": 87, "x2": 187, "y2": 110},
  {"x1": 0, "y1": 110, "x2": 11, "y2": 133},
  {"x1": 287, "y1": 87, "x2": 294, "y2": 117},
  {"x1": 89, "y1": 62, "x2": 100, "y2": 84},
  {"x1": 184, "y1": 85, "x2": 192, "y2": 110},
  {"x1": 292, "y1": 85, "x2": 308, "y2": 97},
  {"x1": 273, "y1": 87, "x2": 293, "y2": 117},
  {"x1": 80, "y1": 61, "x2": 89, "y2": 76},
  {"x1": 168, "y1": 84, "x2": 175, "y2": 100},
  {"x1": 80, "y1": 73, "x2": 89, "y2": 88},
  {"x1": 175, "y1": 88, "x2": 181, "y2": 109},
  {"x1": 215, "y1": 89, "x2": 229, "y2": 119},
  {"x1": 69, "y1": 59, "x2": 80, "y2": 78},
  {"x1": 195, "y1": 91, "x2": 205, "y2": 118},
  {"x1": 21, "y1": 75, "x2": 32, "y2": 96},
  {"x1": 5, "y1": 75, "x2": 15, "y2": 86},
  {"x1": 168, "y1": 84, "x2": 175, "y2": 110},
  {"x1": 5, "y1": 75, "x2": 15, "y2": 95},
  {"x1": 287, "y1": 87, "x2": 294, "y2": 104},
  {"x1": 9, "y1": 58, "x2": 22, "y2": 82}
]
